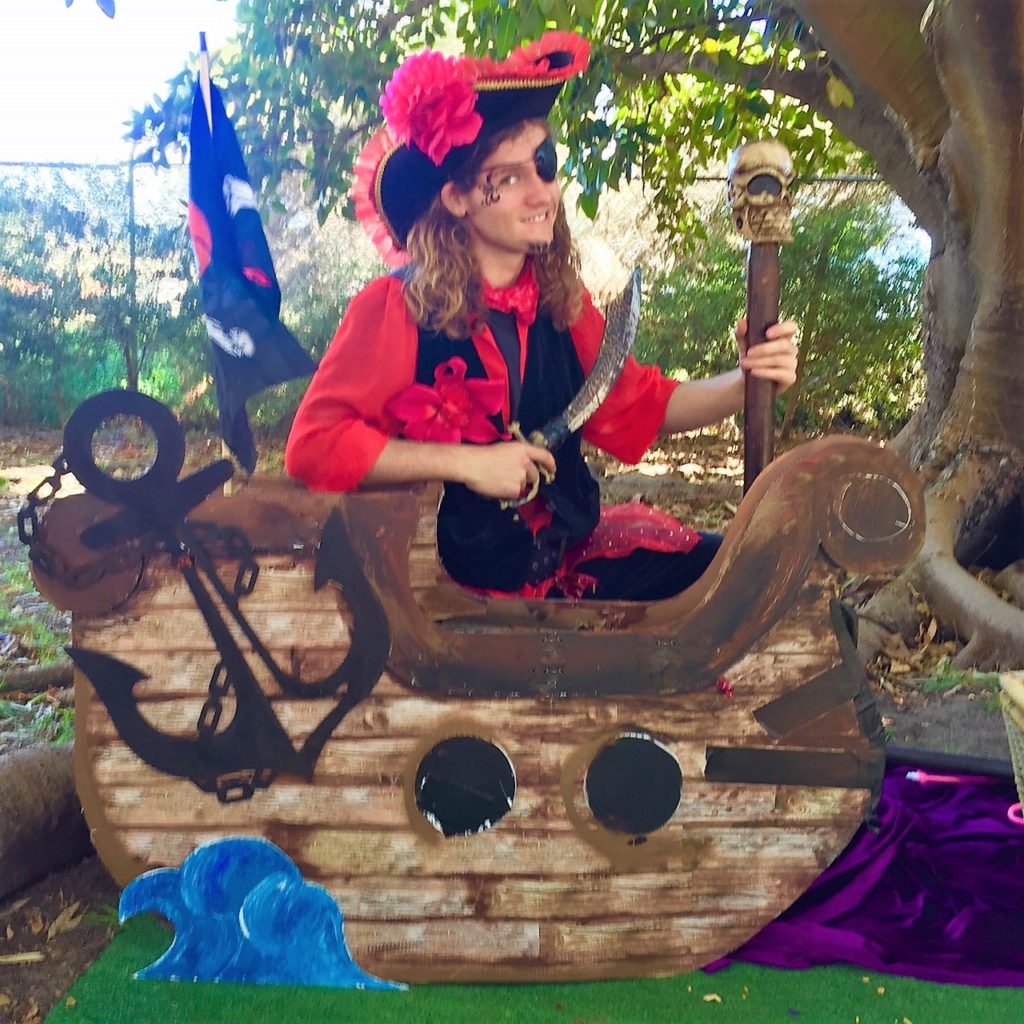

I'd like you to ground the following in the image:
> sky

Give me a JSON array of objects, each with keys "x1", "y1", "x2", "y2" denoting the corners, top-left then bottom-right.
[{"x1": 0, "y1": 0, "x2": 240, "y2": 165}]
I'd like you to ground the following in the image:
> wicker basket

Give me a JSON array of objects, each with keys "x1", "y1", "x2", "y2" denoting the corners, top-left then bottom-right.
[{"x1": 1001, "y1": 674, "x2": 1024, "y2": 810}]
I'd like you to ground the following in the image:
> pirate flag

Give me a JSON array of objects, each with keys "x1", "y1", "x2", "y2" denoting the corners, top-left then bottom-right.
[{"x1": 188, "y1": 80, "x2": 315, "y2": 472}]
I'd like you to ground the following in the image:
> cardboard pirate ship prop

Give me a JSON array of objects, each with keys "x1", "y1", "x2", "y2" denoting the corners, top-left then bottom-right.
[{"x1": 19, "y1": 142, "x2": 926, "y2": 984}]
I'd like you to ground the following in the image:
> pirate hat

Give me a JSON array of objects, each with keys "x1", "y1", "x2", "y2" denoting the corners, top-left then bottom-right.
[{"x1": 352, "y1": 31, "x2": 590, "y2": 266}]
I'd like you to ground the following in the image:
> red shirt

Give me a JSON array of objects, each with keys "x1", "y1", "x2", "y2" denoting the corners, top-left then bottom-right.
[{"x1": 285, "y1": 274, "x2": 677, "y2": 492}]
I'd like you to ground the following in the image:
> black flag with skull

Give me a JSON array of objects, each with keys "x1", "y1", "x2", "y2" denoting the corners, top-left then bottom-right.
[{"x1": 187, "y1": 79, "x2": 315, "y2": 472}]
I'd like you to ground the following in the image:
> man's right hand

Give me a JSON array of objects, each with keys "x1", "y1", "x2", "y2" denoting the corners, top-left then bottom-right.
[{"x1": 457, "y1": 440, "x2": 556, "y2": 500}]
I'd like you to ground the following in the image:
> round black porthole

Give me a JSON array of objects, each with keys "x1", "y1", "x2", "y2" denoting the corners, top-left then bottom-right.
[
  {"x1": 414, "y1": 736, "x2": 516, "y2": 837},
  {"x1": 585, "y1": 732, "x2": 682, "y2": 836}
]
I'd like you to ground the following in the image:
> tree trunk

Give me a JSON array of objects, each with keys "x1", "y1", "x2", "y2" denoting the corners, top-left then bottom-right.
[{"x1": 854, "y1": 0, "x2": 1024, "y2": 669}]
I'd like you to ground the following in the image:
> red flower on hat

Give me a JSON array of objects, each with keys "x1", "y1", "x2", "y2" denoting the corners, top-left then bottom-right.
[
  {"x1": 381, "y1": 50, "x2": 483, "y2": 166},
  {"x1": 386, "y1": 357, "x2": 503, "y2": 444}
]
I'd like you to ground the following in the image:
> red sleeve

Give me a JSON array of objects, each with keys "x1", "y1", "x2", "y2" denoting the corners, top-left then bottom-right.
[
  {"x1": 574, "y1": 290, "x2": 678, "y2": 464},
  {"x1": 285, "y1": 276, "x2": 417, "y2": 491}
]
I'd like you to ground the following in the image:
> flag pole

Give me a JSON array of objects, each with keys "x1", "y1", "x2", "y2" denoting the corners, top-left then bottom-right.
[
  {"x1": 198, "y1": 32, "x2": 213, "y2": 132},
  {"x1": 198, "y1": 32, "x2": 236, "y2": 485}
]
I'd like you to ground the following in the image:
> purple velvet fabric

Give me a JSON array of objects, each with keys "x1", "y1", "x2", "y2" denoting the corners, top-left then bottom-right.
[{"x1": 708, "y1": 761, "x2": 1024, "y2": 986}]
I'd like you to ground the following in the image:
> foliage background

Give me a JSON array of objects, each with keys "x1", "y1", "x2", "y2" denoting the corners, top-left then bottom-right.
[{"x1": 0, "y1": 161, "x2": 924, "y2": 446}]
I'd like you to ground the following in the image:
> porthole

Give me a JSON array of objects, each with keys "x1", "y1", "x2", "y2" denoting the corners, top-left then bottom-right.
[
  {"x1": 414, "y1": 736, "x2": 516, "y2": 837},
  {"x1": 585, "y1": 731, "x2": 682, "y2": 836}
]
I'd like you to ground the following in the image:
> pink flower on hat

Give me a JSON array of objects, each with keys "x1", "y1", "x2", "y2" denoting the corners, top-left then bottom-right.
[
  {"x1": 380, "y1": 50, "x2": 483, "y2": 166},
  {"x1": 386, "y1": 357, "x2": 503, "y2": 443}
]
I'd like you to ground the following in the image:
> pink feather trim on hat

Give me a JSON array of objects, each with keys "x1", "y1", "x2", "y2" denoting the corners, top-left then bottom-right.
[
  {"x1": 351, "y1": 126, "x2": 409, "y2": 269},
  {"x1": 472, "y1": 31, "x2": 591, "y2": 81}
]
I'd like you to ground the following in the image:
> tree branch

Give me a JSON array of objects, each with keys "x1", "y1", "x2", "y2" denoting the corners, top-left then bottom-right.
[
  {"x1": 620, "y1": 48, "x2": 945, "y2": 239},
  {"x1": 790, "y1": 1, "x2": 949, "y2": 158}
]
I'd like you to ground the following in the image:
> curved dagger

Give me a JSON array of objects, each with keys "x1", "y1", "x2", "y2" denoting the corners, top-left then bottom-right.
[
  {"x1": 531, "y1": 266, "x2": 641, "y2": 451},
  {"x1": 504, "y1": 268, "x2": 640, "y2": 508}
]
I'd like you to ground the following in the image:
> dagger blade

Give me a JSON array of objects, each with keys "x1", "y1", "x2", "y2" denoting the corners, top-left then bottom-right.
[{"x1": 532, "y1": 267, "x2": 641, "y2": 452}]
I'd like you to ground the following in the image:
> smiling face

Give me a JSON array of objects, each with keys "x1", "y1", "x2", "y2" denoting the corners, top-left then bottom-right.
[{"x1": 440, "y1": 121, "x2": 562, "y2": 286}]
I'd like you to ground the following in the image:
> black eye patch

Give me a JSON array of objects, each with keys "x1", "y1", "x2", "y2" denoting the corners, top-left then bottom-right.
[{"x1": 534, "y1": 137, "x2": 557, "y2": 182}]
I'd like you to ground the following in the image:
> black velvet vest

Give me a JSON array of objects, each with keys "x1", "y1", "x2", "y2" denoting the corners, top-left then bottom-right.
[{"x1": 415, "y1": 315, "x2": 600, "y2": 590}]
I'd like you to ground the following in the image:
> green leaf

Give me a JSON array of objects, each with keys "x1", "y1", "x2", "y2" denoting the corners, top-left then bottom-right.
[
  {"x1": 744, "y1": 95, "x2": 771, "y2": 117},
  {"x1": 825, "y1": 73, "x2": 855, "y2": 109}
]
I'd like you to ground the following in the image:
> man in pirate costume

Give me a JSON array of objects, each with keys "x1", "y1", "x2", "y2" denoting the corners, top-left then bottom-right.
[{"x1": 286, "y1": 32, "x2": 798, "y2": 600}]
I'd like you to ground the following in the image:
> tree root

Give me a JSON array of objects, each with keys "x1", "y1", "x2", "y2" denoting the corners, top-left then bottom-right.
[
  {"x1": 856, "y1": 449, "x2": 1024, "y2": 670},
  {"x1": 0, "y1": 743, "x2": 91, "y2": 902},
  {"x1": 994, "y1": 560, "x2": 1024, "y2": 608},
  {"x1": 909, "y1": 549, "x2": 1024, "y2": 669},
  {"x1": 855, "y1": 576, "x2": 924, "y2": 664},
  {"x1": 0, "y1": 659, "x2": 73, "y2": 694}
]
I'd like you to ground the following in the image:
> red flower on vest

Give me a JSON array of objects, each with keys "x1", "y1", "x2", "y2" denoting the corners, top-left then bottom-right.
[{"x1": 386, "y1": 357, "x2": 503, "y2": 443}]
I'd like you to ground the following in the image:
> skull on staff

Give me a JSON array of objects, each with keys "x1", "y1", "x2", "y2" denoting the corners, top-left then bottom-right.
[{"x1": 726, "y1": 140, "x2": 795, "y2": 244}]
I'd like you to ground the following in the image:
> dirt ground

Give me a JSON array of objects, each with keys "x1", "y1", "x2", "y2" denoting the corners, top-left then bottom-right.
[{"x1": 0, "y1": 426, "x2": 1016, "y2": 1022}]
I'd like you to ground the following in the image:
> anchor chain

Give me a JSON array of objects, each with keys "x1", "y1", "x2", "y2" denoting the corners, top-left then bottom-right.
[
  {"x1": 187, "y1": 520, "x2": 263, "y2": 772},
  {"x1": 19, "y1": 461, "x2": 272, "y2": 801},
  {"x1": 17, "y1": 454, "x2": 151, "y2": 589}
]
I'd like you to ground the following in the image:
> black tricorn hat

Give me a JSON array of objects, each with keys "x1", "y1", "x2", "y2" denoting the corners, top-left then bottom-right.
[{"x1": 353, "y1": 32, "x2": 590, "y2": 266}]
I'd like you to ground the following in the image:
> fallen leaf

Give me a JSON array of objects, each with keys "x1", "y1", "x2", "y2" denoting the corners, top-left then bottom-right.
[
  {"x1": 924, "y1": 617, "x2": 938, "y2": 644},
  {"x1": 0, "y1": 951, "x2": 45, "y2": 964},
  {"x1": 47, "y1": 901, "x2": 83, "y2": 942},
  {"x1": 6, "y1": 898, "x2": 30, "y2": 914},
  {"x1": 888, "y1": 661, "x2": 912, "y2": 675},
  {"x1": 703, "y1": 993, "x2": 722, "y2": 1003},
  {"x1": 26, "y1": 908, "x2": 44, "y2": 935},
  {"x1": 876, "y1": 985, "x2": 885, "y2": 995},
  {"x1": 882, "y1": 634, "x2": 912, "y2": 658},
  {"x1": 0, "y1": 994, "x2": 10, "y2": 1007},
  {"x1": 5, "y1": 924, "x2": 13, "y2": 940},
  {"x1": 65, "y1": 996, "x2": 77, "y2": 1008}
]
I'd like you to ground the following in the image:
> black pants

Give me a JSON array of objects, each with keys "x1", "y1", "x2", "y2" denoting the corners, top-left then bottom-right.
[{"x1": 553, "y1": 532, "x2": 722, "y2": 602}]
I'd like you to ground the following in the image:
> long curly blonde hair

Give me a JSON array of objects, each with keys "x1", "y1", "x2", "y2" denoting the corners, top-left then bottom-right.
[{"x1": 403, "y1": 120, "x2": 583, "y2": 339}]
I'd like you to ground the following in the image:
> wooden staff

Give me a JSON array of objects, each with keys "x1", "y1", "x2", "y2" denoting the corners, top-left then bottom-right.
[{"x1": 726, "y1": 140, "x2": 794, "y2": 494}]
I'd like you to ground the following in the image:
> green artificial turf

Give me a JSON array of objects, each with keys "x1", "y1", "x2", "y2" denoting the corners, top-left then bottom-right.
[{"x1": 46, "y1": 915, "x2": 1023, "y2": 1024}]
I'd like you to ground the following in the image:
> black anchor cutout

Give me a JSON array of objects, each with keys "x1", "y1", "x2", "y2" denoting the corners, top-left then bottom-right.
[{"x1": 63, "y1": 390, "x2": 391, "y2": 801}]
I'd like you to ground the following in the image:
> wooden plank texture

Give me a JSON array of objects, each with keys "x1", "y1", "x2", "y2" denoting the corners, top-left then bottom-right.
[{"x1": 69, "y1": 476, "x2": 887, "y2": 982}]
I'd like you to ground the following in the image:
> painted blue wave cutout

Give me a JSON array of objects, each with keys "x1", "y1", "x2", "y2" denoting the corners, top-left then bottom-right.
[{"x1": 119, "y1": 835, "x2": 404, "y2": 990}]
